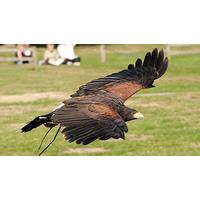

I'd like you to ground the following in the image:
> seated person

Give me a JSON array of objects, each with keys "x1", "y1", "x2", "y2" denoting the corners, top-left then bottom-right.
[
  {"x1": 57, "y1": 44, "x2": 81, "y2": 66},
  {"x1": 16, "y1": 44, "x2": 33, "y2": 64},
  {"x1": 39, "y1": 44, "x2": 64, "y2": 66}
]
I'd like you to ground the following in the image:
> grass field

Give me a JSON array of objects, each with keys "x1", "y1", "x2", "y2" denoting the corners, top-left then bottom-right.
[{"x1": 0, "y1": 44, "x2": 200, "y2": 156}]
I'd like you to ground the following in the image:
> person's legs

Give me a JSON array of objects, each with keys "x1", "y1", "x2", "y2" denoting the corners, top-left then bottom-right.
[
  {"x1": 62, "y1": 57, "x2": 81, "y2": 66},
  {"x1": 55, "y1": 58, "x2": 65, "y2": 65},
  {"x1": 38, "y1": 59, "x2": 49, "y2": 65},
  {"x1": 48, "y1": 58, "x2": 65, "y2": 66},
  {"x1": 63, "y1": 59, "x2": 72, "y2": 65}
]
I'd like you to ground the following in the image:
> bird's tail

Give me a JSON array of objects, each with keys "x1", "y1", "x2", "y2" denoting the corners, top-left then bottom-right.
[{"x1": 21, "y1": 112, "x2": 54, "y2": 133}]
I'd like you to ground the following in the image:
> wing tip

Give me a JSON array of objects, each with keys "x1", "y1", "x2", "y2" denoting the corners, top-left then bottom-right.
[{"x1": 156, "y1": 55, "x2": 168, "y2": 79}]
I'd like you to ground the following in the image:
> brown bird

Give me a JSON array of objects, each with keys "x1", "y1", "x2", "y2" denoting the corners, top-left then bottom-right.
[{"x1": 21, "y1": 48, "x2": 168, "y2": 155}]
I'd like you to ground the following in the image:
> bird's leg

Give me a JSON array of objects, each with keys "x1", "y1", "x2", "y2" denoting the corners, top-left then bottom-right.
[{"x1": 38, "y1": 126, "x2": 61, "y2": 156}]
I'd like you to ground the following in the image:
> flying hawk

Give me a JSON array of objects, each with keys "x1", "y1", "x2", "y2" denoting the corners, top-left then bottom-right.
[{"x1": 21, "y1": 48, "x2": 168, "y2": 155}]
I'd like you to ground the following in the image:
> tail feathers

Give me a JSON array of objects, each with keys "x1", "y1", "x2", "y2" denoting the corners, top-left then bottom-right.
[{"x1": 21, "y1": 112, "x2": 53, "y2": 133}]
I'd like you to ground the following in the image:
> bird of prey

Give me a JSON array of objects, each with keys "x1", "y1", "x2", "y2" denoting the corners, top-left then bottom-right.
[{"x1": 21, "y1": 48, "x2": 168, "y2": 155}]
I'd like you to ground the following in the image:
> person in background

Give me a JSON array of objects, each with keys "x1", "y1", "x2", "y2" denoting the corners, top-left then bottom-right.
[
  {"x1": 39, "y1": 44, "x2": 64, "y2": 66},
  {"x1": 16, "y1": 44, "x2": 33, "y2": 64},
  {"x1": 57, "y1": 44, "x2": 81, "y2": 66}
]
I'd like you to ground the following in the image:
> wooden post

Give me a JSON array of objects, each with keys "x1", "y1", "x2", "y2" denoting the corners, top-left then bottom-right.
[
  {"x1": 166, "y1": 44, "x2": 171, "y2": 59},
  {"x1": 32, "y1": 47, "x2": 37, "y2": 65},
  {"x1": 100, "y1": 44, "x2": 106, "y2": 63}
]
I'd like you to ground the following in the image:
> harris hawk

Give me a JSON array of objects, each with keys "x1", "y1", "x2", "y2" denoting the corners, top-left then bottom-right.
[{"x1": 21, "y1": 48, "x2": 168, "y2": 155}]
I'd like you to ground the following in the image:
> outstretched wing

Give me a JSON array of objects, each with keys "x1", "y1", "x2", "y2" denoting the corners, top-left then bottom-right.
[
  {"x1": 51, "y1": 101, "x2": 128, "y2": 145},
  {"x1": 71, "y1": 48, "x2": 168, "y2": 102}
]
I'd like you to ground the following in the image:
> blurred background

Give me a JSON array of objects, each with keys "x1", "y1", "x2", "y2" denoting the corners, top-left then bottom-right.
[{"x1": 0, "y1": 44, "x2": 199, "y2": 155}]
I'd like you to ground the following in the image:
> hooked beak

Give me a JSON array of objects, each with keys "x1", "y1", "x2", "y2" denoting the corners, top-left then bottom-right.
[{"x1": 133, "y1": 112, "x2": 144, "y2": 120}]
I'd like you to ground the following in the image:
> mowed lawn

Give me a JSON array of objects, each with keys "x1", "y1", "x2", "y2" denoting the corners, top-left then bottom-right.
[{"x1": 0, "y1": 44, "x2": 200, "y2": 156}]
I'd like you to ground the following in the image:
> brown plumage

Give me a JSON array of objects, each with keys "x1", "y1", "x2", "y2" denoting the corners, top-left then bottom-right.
[{"x1": 21, "y1": 48, "x2": 168, "y2": 154}]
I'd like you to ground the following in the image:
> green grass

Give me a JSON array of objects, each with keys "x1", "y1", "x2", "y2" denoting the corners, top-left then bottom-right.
[{"x1": 0, "y1": 44, "x2": 200, "y2": 156}]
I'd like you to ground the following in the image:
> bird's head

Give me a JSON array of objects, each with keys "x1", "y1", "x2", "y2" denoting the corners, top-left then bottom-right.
[{"x1": 125, "y1": 108, "x2": 144, "y2": 121}]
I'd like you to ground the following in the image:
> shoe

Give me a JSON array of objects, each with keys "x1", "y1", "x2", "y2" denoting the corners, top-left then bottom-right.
[
  {"x1": 67, "y1": 61, "x2": 72, "y2": 65},
  {"x1": 73, "y1": 62, "x2": 80, "y2": 66}
]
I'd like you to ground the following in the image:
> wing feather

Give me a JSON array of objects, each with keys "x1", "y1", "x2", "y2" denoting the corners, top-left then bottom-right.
[
  {"x1": 51, "y1": 102, "x2": 128, "y2": 145},
  {"x1": 71, "y1": 48, "x2": 168, "y2": 102}
]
